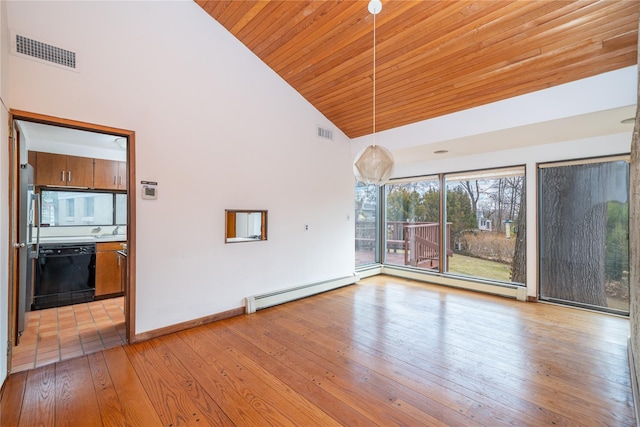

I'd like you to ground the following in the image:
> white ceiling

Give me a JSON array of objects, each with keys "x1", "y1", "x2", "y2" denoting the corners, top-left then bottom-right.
[
  {"x1": 392, "y1": 105, "x2": 637, "y2": 164},
  {"x1": 16, "y1": 120, "x2": 126, "y2": 153}
]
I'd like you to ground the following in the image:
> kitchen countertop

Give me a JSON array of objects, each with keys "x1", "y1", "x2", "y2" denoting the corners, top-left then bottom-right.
[{"x1": 33, "y1": 235, "x2": 127, "y2": 245}]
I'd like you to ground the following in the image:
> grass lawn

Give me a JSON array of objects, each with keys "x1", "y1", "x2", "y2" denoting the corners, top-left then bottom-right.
[{"x1": 448, "y1": 253, "x2": 511, "y2": 282}]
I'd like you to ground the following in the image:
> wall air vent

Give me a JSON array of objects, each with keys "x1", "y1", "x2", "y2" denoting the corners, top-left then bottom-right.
[
  {"x1": 11, "y1": 32, "x2": 79, "y2": 72},
  {"x1": 317, "y1": 126, "x2": 333, "y2": 141}
]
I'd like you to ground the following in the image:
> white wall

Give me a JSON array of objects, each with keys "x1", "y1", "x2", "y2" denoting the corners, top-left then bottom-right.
[
  {"x1": 0, "y1": 0, "x2": 9, "y2": 385},
  {"x1": 6, "y1": 1, "x2": 354, "y2": 334}
]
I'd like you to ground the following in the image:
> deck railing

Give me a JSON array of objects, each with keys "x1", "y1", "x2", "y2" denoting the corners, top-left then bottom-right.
[{"x1": 356, "y1": 220, "x2": 452, "y2": 270}]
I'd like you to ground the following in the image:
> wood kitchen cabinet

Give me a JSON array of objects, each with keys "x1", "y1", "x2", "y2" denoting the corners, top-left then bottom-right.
[
  {"x1": 35, "y1": 152, "x2": 94, "y2": 187},
  {"x1": 95, "y1": 241, "x2": 126, "y2": 297},
  {"x1": 94, "y1": 159, "x2": 127, "y2": 190}
]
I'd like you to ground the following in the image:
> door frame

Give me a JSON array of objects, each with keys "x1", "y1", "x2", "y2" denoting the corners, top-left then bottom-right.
[{"x1": 7, "y1": 110, "x2": 136, "y2": 367}]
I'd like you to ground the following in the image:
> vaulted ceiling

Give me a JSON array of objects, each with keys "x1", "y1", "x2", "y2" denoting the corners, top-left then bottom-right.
[{"x1": 196, "y1": 1, "x2": 638, "y2": 139}]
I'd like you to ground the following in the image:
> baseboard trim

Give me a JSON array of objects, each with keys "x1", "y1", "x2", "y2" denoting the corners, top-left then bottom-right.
[
  {"x1": 245, "y1": 274, "x2": 359, "y2": 313},
  {"x1": 131, "y1": 306, "x2": 245, "y2": 343},
  {"x1": 381, "y1": 265, "x2": 521, "y2": 300},
  {"x1": 527, "y1": 295, "x2": 538, "y2": 302},
  {"x1": 356, "y1": 264, "x2": 383, "y2": 279},
  {"x1": 628, "y1": 337, "x2": 640, "y2": 426}
]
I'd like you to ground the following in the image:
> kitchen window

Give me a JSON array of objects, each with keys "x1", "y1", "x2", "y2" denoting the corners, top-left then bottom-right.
[{"x1": 40, "y1": 189, "x2": 126, "y2": 226}]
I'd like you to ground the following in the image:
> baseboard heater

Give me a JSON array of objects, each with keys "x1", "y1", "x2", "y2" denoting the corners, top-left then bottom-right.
[
  {"x1": 245, "y1": 274, "x2": 359, "y2": 314},
  {"x1": 380, "y1": 265, "x2": 527, "y2": 301}
]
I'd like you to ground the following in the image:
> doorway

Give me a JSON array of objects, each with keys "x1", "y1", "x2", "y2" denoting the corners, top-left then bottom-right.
[{"x1": 8, "y1": 110, "x2": 136, "y2": 373}]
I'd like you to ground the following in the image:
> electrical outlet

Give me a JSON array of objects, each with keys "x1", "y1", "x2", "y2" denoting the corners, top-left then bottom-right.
[{"x1": 305, "y1": 224, "x2": 309, "y2": 231}]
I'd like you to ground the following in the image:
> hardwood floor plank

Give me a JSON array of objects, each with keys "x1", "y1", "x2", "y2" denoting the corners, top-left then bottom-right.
[
  {"x1": 0, "y1": 370, "x2": 28, "y2": 427},
  {"x1": 332, "y1": 288, "x2": 632, "y2": 396},
  {"x1": 3, "y1": 276, "x2": 633, "y2": 426},
  {"x1": 87, "y1": 351, "x2": 126, "y2": 427},
  {"x1": 19, "y1": 363, "x2": 56, "y2": 426},
  {"x1": 225, "y1": 313, "x2": 484, "y2": 426},
  {"x1": 182, "y1": 324, "x2": 342, "y2": 426},
  {"x1": 290, "y1": 282, "x2": 634, "y2": 426},
  {"x1": 124, "y1": 338, "x2": 235, "y2": 426},
  {"x1": 157, "y1": 332, "x2": 274, "y2": 426},
  {"x1": 269, "y1": 318, "x2": 486, "y2": 426},
  {"x1": 54, "y1": 357, "x2": 102, "y2": 426},
  {"x1": 326, "y1": 281, "x2": 632, "y2": 389},
  {"x1": 266, "y1": 305, "x2": 547, "y2": 427},
  {"x1": 184, "y1": 319, "x2": 374, "y2": 426},
  {"x1": 101, "y1": 346, "x2": 164, "y2": 426}
]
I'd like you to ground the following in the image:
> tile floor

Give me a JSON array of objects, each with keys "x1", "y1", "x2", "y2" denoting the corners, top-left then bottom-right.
[{"x1": 11, "y1": 297, "x2": 126, "y2": 373}]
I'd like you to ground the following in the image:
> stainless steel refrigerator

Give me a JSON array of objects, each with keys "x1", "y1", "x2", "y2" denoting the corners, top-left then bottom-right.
[{"x1": 17, "y1": 163, "x2": 39, "y2": 338}]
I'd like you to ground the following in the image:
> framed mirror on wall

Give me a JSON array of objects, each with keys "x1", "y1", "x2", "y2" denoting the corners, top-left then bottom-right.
[{"x1": 225, "y1": 210, "x2": 267, "y2": 243}]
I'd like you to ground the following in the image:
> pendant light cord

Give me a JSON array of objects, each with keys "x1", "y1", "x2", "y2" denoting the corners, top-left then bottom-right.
[{"x1": 372, "y1": 10, "x2": 377, "y2": 147}]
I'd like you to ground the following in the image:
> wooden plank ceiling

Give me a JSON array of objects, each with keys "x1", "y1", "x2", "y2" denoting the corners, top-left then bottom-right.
[{"x1": 196, "y1": 1, "x2": 638, "y2": 139}]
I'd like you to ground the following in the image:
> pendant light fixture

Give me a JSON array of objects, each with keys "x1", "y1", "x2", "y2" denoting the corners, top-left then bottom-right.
[{"x1": 353, "y1": 0, "x2": 394, "y2": 186}]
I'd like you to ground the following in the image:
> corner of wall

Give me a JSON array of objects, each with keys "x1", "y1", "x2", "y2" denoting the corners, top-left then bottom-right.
[{"x1": 0, "y1": 0, "x2": 10, "y2": 387}]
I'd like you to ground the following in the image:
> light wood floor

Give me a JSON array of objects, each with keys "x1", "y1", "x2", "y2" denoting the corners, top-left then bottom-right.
[{"x1": 1, "y1": 276, "x2": 635, "y2": 426}]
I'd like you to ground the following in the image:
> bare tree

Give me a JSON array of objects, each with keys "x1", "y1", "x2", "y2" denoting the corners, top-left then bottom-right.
[
  {"x1": 485, "y1": 177, "x2": 522, "y2": 232},
  {"x1": 504, "y1": 176, "x2": 523, "y2": 221},
  {"x1": 460, "y1": 180, "x2": 480, "y2": 223}
]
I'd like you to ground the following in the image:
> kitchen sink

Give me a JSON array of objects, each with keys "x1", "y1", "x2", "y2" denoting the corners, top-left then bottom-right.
[{"x1": 94, "y1": 234, "x2": 125, "y2": 239}]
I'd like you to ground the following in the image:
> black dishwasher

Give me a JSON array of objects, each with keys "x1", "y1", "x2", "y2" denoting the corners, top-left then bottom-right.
[{"x1": 33, "y1": 243, "x2": 96, "y2": 310}]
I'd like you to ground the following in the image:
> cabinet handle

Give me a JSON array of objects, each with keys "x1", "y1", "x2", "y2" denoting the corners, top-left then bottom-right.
[
  {"x1": 68, "y1": 171, "x2": 72, "y2": 182},
  {"x1": 117, "y1": 256, "x2": 120, "y2": 266},
  {"x1": 61, "y1": 171, "x2": 66, "y2": 182},
  {"x1": 114, "y1": 176, "x2": 117, "y2": 185},
  {"x1": 118, "y1": 176, "x2": 123, "y2": 186}
]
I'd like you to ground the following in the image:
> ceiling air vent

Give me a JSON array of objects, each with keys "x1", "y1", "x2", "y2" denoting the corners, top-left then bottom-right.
[
  {"x1": 317, "y1": 126, "x2": 333, "y2": 141},
  {"x1": 12, "y1": 32, "x2": 78, "y2": 72}
]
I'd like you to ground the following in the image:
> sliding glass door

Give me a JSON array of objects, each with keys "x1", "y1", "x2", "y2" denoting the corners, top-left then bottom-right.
[{"x1": 539, "y1": 158, "x2": 629, "y2": 314}]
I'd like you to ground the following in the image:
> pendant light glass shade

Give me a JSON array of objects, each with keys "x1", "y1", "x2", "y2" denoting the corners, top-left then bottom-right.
[
  {"x1": 353, "y1": 0, "x2": 394, "y2": 186},
  {"x1": 353, "y1": 144, "x2": 394, "y2": 186}
]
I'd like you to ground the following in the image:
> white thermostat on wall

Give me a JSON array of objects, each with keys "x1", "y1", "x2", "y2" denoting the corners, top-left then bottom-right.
[{"x1": 141, "y1": 181, "x2": 158, "y2": 200}]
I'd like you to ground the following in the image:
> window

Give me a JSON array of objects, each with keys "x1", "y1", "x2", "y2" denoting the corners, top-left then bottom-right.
[
  {"x1": 539, "y1": 157, "x2": 629, "y2": 314},
  {"x1": 445, "y1": 167, "x2": 526, "y2": 284},
  {"x1": 40, "y1": 189, "x2": 125, "y2": 227},
  {"x1": 85, "y1": 197, "x2": 94, "y2": 218},
  {"x1": 355, "y1": 182, "x2": 379, "y2": 266},
  {"x1": 384, "y1": 176, "x2": 440, "y2": 269},
  {"x1": 115, "y1": 193, "x2": 127, "y2": 225},
  {"x1": 372, "y1": 166, "x2": 526, "y2": 285},
  {"x1": 65, "y1": 198, "x2": 75, "y2": 221}
]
